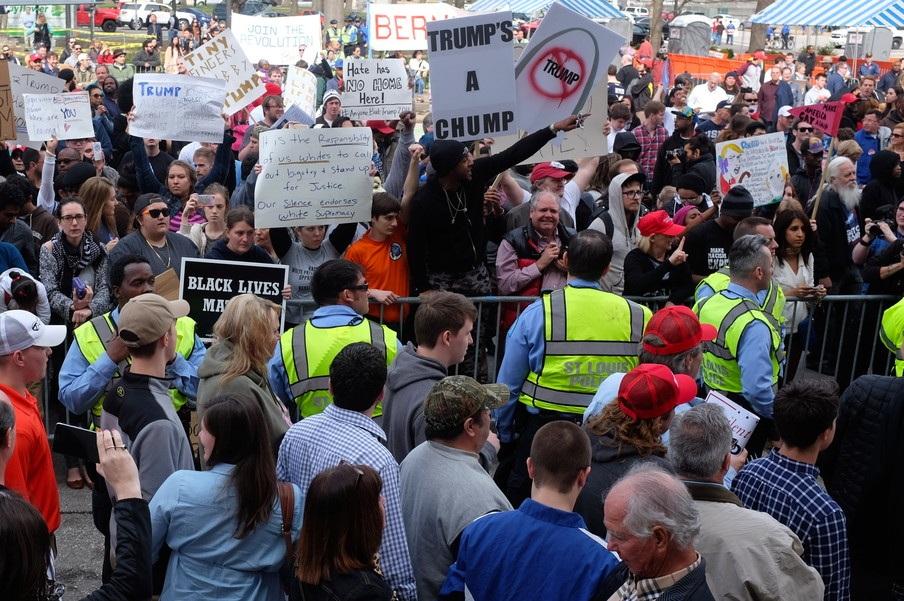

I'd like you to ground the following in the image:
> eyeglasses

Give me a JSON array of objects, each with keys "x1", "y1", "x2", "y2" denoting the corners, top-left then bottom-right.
[
  {"x1": 797, "y1": 127, "x2": 813, "y2": 133},
  {"x1": 90, "y1": 93, "x2": 103, "y2": 98},
  {"x1": 264, "y1": 104, "x2": 284, "y2": 109},
  {"x1": 339, "y1": 460, "x2": 365, "y2": 486},
  {"x1": 623, "y1": 189, "x2": 643, "y2": 198},
  {"x1": 60, "y1": 214, "x2": 86, "y2": 223},
  {"x1": 347, "y1": 282, "x2": 369, "y2": 292},
  {"x1": 144, "y1": 207, "x2": 171, "y2": 218}
]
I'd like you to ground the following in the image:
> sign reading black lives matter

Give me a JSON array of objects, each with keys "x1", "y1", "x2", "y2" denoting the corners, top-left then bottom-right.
[
  {"x1": 179, "y1": 258, "x2": 288, "y2": 339},
  {"x1": 427, "y1": 11, "x2": 518, "y2": 140}
]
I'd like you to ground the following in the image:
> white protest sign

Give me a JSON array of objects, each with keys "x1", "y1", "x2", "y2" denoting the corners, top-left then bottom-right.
[
  {"x1": 427, "y1": 11, "x2": 518, "y2": 140},
  {"x1": 283, "y1": 66, "x2": 317, "y2": 116},
  {"x1": 492, "y1": 83, "x2": 608, "y2": 163},
  {"x1": 131, "y1": 74, "x2": 227, "y2": 143},
  {"x1": 514, "y1": 2, "x2": 623, "y2": 134},
  {"x1": 368, "y1": 2, "x2": 467, "y2": 51},
  {"x1": 716, "y1": 132, "x2": 789, "y2": 206},
  {"x1": 704, "y1": 391, "x2": 760, "y2": 455},
  {"x1": 8, "y1": 63, "x2": 66, "y2": 147},
  {"x1": 182, "y1": 29, "x2": 266, "y2": 116},
  {"x1": 231, "y1": 13, "x2": 320, "y2": 67},
  {"x1": 23, "y1": 92, "x2": 93, "y2": 141},
  {"x1": 341, "y1": 59, "x2": 412, "y2": 121},
  {"x1": 255, "y1": 128, "x2": 373, "y2": 228}
]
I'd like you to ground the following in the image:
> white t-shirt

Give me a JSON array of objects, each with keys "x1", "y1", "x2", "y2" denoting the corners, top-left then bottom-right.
[
  {"x1": 804, "y1": 86, "x2": 831, "y2": 105},
  {"x1": 773, "y1": 254, "x2": 815, "y2": 333},
  {"x1": 687, "y1": 83, "x2": 730, "y2": 114}
]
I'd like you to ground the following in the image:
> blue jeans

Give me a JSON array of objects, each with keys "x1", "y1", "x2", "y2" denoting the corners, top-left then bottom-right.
[{"x1": 415, "y1": 77, "x2": 425, "y2": 95}]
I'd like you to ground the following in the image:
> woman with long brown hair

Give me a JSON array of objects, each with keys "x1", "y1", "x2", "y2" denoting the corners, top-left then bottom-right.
[
  {"x1": 150, "y1": 394, "x2": 302, "y2": 600},
  {"x1": 293, "y1": 463, "x2": 392, "y2": 601},
  {"x1": 78, "y1": 176, "x2": 124, "y2": 252}
]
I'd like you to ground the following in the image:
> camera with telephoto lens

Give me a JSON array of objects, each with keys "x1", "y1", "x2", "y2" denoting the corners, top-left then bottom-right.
[
  {"x1": 666, "y1": 148, "x2": 685, "y2": 161},
  {"x1": 869, "y1": 219, "x2": 894, "y2": 237}
]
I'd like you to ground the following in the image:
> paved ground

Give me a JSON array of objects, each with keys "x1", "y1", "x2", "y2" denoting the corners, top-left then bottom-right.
[{"x1": 53, "y1": 455, "x2": 104, "y2": 597}]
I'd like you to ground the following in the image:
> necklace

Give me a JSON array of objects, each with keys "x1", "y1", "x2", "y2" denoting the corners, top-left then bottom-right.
[
  {"x1": 143, "y1": 234, "x2": 172, "y2": 269},
  {"x1": 442, "y1": 187, "x2": 467, "y2": 224}
]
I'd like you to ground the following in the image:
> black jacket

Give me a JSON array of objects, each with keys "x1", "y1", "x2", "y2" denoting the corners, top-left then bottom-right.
[
  {"x1": 594, "y1": 559, "x2": 715, "y2": 601},
  {"x1": 407, "y1": 126, "x2": 556, "y2": 292},
  {"x1": 651, "y1": 131, "x2": 692, "y2": 195},
  {"x1": 83, "y1": 499, "x2": 153, "y2": 601},
  {"x1": 820, "y1": 375, "x2": 904, "y2": 601},
  {"x1": 291, "y1": 570, "x2": 392, "y2": 601},
  {"x1": 573, "y1": 429, "x2": 672, "y2": 537},
  {"x1": 814, "y1": 188, "x2": 861, "y2": 289},
  {"x1": 859, "y1": 150, "x2": 902, "y2": 222},
  {"x1": 863, "y1": 238, "x2": 904, "y2": 295},
  {"x1": 670, "y1": 153, "x2": 716, "y2": 193}
]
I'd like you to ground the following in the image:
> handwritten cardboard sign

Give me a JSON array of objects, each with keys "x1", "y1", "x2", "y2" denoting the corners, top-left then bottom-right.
[
  {"x1": 716, "y1": 132, "x2": 789, "y2": 207},
  {"x1": 513, "y1": 2, "x2": 623, "y2": 134},
  {"x1": 283, "y1": 66, "x2": 317, "y2": 116},
  {"x1": 179, "y1": 257, "x2": 288, "y2": 340},
  {"x1": 182, "y1": 29, "x2": 266, "y2": 116},
  {"x1": 705, "y1": 390, "x2": 760, "y2": 455},
  {"x1": 231, "y1": 13, "x2": 320, "y2": 67},
  {"x1": 0, "y1": 62, "x2": 14, "y2": 141},
  {"x1": 368, "y1": 2, "x2": 467, "y2": 51},
  {"x1": 23, "y1": 91, "x2": 94, "y2": 141},
  {"x1": 254, "y1": 128, "x2": 374, "y2": 228},
  {"x1": 788, "y1": 101, "x2": 844, "y2": 136},
  {"x1": 8, "y1": 63, "x2": 65, "y2": 147},
  {"x1": 427, "y1": 11, "x2": 518, "y2": 140},
  {"x1": 341, "y1": 58, "x2": 411, "y2": 121},
  {"x1": 131, "y1": 74, "x2": 226, "y2": 143}
]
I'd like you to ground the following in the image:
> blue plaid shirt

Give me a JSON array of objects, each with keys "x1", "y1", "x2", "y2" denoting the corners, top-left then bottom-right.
[
  {"x1": 276, "y1": 404, "x2": 416, "y2": 601},
  {"x1": 731, "y1": 449, "x2": 850, "y2": 601}
]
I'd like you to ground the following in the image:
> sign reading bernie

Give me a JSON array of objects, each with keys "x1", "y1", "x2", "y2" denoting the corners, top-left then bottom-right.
[
  {"x1": 427, "y1": 11, "x2": 518, "y2": 140},
  {"x1": 182, "y1": 30, "x2": 266, "y2": 116},
  {"x1": 254, "y1": 128, "x2": 374, "y2": 228},
  {"x1": 368, "y1": 2, "x2": 467, "y2": 51},
  {"x1": 341, "y1": 59, "x2": 412, "y2": 121},
  {"x1": 179, "y1": 258, "x2": 288, "y2": 340}
]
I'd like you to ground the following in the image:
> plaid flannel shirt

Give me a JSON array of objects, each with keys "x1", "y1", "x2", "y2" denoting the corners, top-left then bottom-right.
[{"x1": 632, "y1": 124, "x2": 668, "y2": 181}]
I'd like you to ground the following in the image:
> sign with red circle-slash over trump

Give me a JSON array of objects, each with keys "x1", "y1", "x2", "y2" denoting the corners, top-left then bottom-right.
[{"x1": 514, "y1": 2, "x2": 623, "y2": 134}]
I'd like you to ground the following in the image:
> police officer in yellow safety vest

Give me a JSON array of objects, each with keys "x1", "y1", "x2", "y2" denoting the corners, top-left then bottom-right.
[
  {"x1": 695, "y1": 216, "x2": 785, "y2": 331},
  {"x1": 496, "y1": 230, "x2": 651, "y2": 504},
  {"x1": 880, "y1": 296, "x2": 904, "y2": 376},
  {"x1": 694, "y1": 235, "x2": 783, "y2": 455},
  {"x1": 269, "y1": 259, "x2": 400, "y2": 421},
  {"x1": 59, "y1": 254, "x2": 205, "y2": 425}
]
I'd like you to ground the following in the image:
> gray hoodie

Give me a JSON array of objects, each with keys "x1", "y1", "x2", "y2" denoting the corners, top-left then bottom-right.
[
  {"x1": 383, "y1": 342, "x2": 447, "y2": 463},
  {"x1": 588, "y1": 172, "x2": 642, "y2": 294}
]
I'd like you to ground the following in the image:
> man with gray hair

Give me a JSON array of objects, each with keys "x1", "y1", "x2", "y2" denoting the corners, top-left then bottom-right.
[
  {"x1": 669, "y1": 405, "x2": 825, "y2": 600},
  {"x1": 694, "y1": 234, "x2": 782, "y2": 454},
  {"x1": 815, "y1": 156, "x2": 862, "y2": 294},
  {"x1": 601, "y1": 464, "x2": 715, "y2": 600}
]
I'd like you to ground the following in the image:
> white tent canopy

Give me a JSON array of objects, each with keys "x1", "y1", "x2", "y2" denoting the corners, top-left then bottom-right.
[{"x1": 750, "y1": 0, "x2": 899, "y2": 26}]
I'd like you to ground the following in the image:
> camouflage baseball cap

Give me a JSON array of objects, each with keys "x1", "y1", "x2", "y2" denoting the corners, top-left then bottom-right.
[{"x1": 424, "y1": 376, "x2": 509, "y2": 433}]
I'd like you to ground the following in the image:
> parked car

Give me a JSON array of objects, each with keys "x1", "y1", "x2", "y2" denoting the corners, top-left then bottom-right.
[
  {"x1": 119, "y1": 2, "x2": 212, "y2": 29},
  {"x1": 624, "y1": 6, "x2": 650, "y2": 19},
  {"x1": 76, "y1": 3, "x2": 121, "y2": 32},
  {"x1": 213, "y1": 0, "x2": 276, "y2": 20},
  {"x1": 634, "y1": 16, "x2": 670, "y2": 41},
  {"x1": 177, "y1": 6, "x2": 211, "y2": 28}
]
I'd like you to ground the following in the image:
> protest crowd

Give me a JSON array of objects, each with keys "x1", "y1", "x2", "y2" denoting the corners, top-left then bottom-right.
[{"x1": 2, "y1": 3, "x2": 904, "y2": 601}]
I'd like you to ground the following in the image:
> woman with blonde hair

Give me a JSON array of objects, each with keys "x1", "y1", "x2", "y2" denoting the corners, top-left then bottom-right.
[
  {"x1": 197, "y1": 293, "x2": 290, "y2": 453},
  {"x1": 889, "y1": 122, "x2": 904, "y2": 162},
  {"x1": 78, "y1": 176, "x2": 123, "y2": 252}
]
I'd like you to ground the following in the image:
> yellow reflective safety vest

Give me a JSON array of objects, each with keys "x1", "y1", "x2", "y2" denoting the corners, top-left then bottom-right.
[
  {"x1": 695, "y1": 291, "x2": 783, "y2": 394},
  {"x1": 281, "y1": 317, "x2": 398, "y2": 418},
  {"x1": 696, "y1": 268, "x2": 785, "y2": 331},
  {"x1": 880, "y1": 297, "x2": 904, "y2": 377},
  {"x1": 72, "y1": 312, "x2": 198, "y2": 416},
  {"x1": 519, "y1": 286, "x2": 651, "y2": 414}
]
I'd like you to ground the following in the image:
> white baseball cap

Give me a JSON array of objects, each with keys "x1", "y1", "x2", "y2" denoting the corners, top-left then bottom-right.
[
  {"x1": 0, "y1": 310, "x2": 66, "y2": 355},
  {"x1": 778, "y1": 105, "x2": 793, "y2": 118}
]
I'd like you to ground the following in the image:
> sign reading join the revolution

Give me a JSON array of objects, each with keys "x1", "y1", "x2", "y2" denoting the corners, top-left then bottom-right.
[
  {"x1": 788, "y1": 101, "x2": 844, "y2": 136},
  {"x1": 179, "y1": 257, "x2": 288, "y2": 340},
  {"x1": 283, "y1": 66, "x2": 317, "y2": 116},
  {"x1": 254, "y1": 128, "x2": 374, "y2": 228},
  {"x1": 231, "y1": 13, "x2": 320, "y2": 67},
  {"x1": 716, "y1": 132, "x2": 789, "y2": 207},
  {"x1": 514, "y1": 2, "x2": 623, "y2": 134},
  {"x1": 427, "y1": 11, "x2": 517, "y2": 140},
  {"x1": 131, "y1": 74, "x2": 227, "y2": 143},
  {"x1": 8, "y1": 63, "x2": 65, "y2": 147},
  {"x1": 182, "y1": 29, "x2": 266, "y2": 116},
  {"x1": 368, "y1": 2, "x2": 467, "y2": 51},
  {"x1": 23, "y1": 91, "x2": 93, "y2": 141},
  {"x1": 341, "y1": 59, "x2": 412, "y2": 121}
]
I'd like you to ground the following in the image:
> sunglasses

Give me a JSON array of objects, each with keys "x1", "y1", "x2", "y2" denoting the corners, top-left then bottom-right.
[
  {"x1": 144, "y1": 207, "x2": 171, "y2": 218},
  {"x1": 797, "y1": 127, "x2": 813, "y2": 133},
  {"x1": 347, "y1": 283, "x2": 369, "y2": 292}
]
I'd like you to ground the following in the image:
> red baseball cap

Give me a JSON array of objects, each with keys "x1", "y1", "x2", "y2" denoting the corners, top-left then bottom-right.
[
  {"x1": 366, "y1": 120, "x2": 396, "y2": 135},
  {"x1": 617, "y1": 364, "x2": 699, "y2": 420},
  {"x1": 643, "y1": 306, "x2": 717, "y2": 356},
  {"x1": 530, "y1": 161, "x2": 573, "y2": 184},
  {"x1": 637, "y1": 210, "x2": 685, "y2": 237}
]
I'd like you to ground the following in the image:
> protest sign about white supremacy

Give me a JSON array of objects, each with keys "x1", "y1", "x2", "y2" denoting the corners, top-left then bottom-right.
[
  {"x1": 8, "y1": 63, "x2": 65, "y2": 147},
  {"x1": 182, "y1": 30, "x2": 265, "y2": 116},
  {"x1": 130, "y1": 74, "x2": 227, "y2": 143},
  {"x1": 231, "y1": 13, "x2": 321, "y2": 67},
  {"x1": 254, "y1": 127, "x2": 374, "y2": 228},
  {"x1": 427, "y1": 11, "x2": 518, "y2": 140},
  {"x1": 23, "y1": 91, "x2": 93, "y2": 141},
  {"x1": 341, "y1": 59, "x2": 412, "y2": 121},
  {"x1": 180, "y1": 257, "x2": 288, "y2": 339}
]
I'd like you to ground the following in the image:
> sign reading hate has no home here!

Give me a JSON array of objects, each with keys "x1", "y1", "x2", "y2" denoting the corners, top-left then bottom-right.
[
  {"x1": 254, "y1": 128, "x2": 374, "y2": 228},
  {"x1": 341, "y1": 59, "x2": 412, "y2": 121}
]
